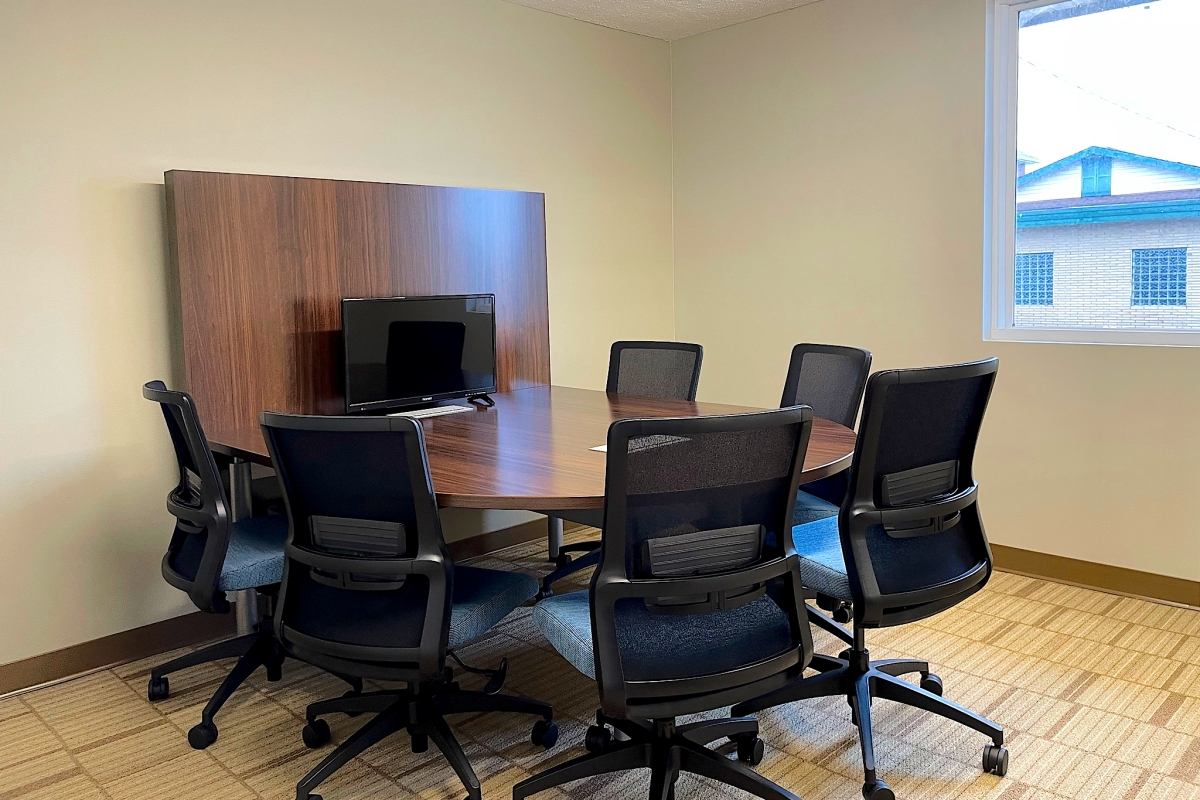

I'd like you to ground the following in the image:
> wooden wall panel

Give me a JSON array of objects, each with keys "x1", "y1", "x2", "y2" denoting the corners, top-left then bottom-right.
[{"x1": 165, "y1": 170, "x2": 550, "y2": 432}]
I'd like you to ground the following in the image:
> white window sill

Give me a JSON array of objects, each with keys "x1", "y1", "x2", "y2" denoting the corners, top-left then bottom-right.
[{"x1": 987, "y1": 327, "x2": 1200, "y2": 347}]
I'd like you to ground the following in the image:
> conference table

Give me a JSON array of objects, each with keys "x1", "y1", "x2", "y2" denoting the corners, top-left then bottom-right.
[
  {"x1": 207, "y1": 384, "x2": 856, "y2": 633},
  {"x1": 206, "y1": 384, "x2": 857, "y2": 508}
]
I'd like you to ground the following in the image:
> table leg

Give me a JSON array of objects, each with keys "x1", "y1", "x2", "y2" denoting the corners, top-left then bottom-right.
[
  {"x1": 547, "y1": 516, "x2": 563, "y2": 562},
  {"x1": 228, "y1": 459, "x2": 260, "y2": 635}
]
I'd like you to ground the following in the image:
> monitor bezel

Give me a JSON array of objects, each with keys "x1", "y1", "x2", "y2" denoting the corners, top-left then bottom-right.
[{"x1": 341, "y1": 293, "x2": 498, "y2": 414}]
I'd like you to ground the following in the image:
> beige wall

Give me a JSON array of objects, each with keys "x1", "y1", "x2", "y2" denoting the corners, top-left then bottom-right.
[
  {"x1": 671, "y1": 0, "x2": 1200, "y2": 582},
  {"x1": 0, "y1": 0, "x2": 675, "y2": 664},
  {"x1": 6, "y1": 0, "x2": 1198, "y2": 668}
]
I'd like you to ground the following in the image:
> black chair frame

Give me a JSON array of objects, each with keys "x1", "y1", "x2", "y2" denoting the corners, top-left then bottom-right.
[
  {"x1": 733, "y1": 359, "x2": 1009, "y2": 800},
  {"x1": 606, "y1": 340, "x2": 705, "y2": 401},
  {"x1": 780, "y1": 343, "x2": 872, "y2": 624},
  {"x1": 142, "y1": 381, "x2": 323, "y2": 751},
  {"x1": 260, "y1": 412, "x2": 553, "y2": 800},
  {"x1": 516, "y1": 408, "x2": 816, "y2": 800},
  {"x1": 779, "y1": 343, "x2": 872, "y2": 429}
]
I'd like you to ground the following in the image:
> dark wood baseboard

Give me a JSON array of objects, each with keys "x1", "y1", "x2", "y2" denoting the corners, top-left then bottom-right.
[
  {"x1": 0, "y1": 610, "x2": 237, "y2": 697},
  {"x1": 28, "y1": 526, "x2": 1183, "y2": 697},
  {"x1": 447, "y1": 518, "x2": 550, "y2": 560},
  {"x1": 992, "y1": 544, "x2": 1200, "y2": 607},
  {"x1": 0, "y1": 520, "x2": 560, "y2": 696}
]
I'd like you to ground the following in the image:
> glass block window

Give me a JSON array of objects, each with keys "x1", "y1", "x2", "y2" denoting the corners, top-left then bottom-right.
[
  {"x1": 1131, "y1": 248, "x2": 1187, "y2": 306},
  {"x1": 1015, "y1": 252, "x2": 1054, "y2": 306}
]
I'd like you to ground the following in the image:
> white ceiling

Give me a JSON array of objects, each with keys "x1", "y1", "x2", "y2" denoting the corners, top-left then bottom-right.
[{"x1": 502, "y1": 0, "x2": 822, "y2": 41}]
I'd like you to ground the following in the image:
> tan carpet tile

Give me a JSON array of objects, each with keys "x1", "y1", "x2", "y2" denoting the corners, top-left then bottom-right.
[{"x1": 1, "y1": 529, "x2": 1199, "y2": 800}]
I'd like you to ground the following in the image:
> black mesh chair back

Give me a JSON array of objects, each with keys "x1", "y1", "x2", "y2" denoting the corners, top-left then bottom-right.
[
  {"x1": 607, "y1": 341, "x2": 703, "y2": 401},
  {"x1": 260, "y1": 413, "x2": 452, "y2": 679},
  {"x1": 143, "y1": 380, "x2": 233, "y2": 613},
  {"x1": 592, "y1": 407, "x2": 814, "y2": 718},
  {"x1": 841, "y1": 358, "x2": 999, "y2": 628},
  {"x1": 780, "y1": 343, "x2": 872, "y2": 428}
]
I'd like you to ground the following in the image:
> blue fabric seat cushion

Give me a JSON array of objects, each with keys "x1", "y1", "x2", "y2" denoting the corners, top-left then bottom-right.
[
  {"x1": 791, "y1": 516, "x2": 986, "y2": 601},
  {"x1": 532, "y1": 592, "x2": 596, "y2": 678},
  {"x1": 791, "y1": 516, "x2": 852, "y2": 601},
  {"x1": 217, "y1": 515, "x2": 290, "y2": 591},
  {"x1": 793, "y1": 489, "x2": 840, "y2": 526},
  {"x1": 448, "y1": 566, "x2": 538, "y2": 649},
  {"x1": 533, "y1": 590, "x2": 796, "y2": 682},
  {"x1": 284, "y1": 564, "x2": 537, "y2": 649}
]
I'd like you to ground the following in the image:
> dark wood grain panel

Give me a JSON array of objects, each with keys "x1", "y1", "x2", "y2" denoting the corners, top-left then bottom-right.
[
  {"x1": 166, "y1": 170, "x2": 550, "y2": 432},
  {"x1": 208, "y1": 385, "x2": 857, "y2": 510}
]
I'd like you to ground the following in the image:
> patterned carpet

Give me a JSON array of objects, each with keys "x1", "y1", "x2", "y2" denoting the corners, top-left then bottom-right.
[{"x1": 3, "y1": 529, "x2": 1200, "y2": 800}]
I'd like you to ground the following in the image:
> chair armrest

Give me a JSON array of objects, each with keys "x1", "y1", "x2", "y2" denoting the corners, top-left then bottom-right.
[
  {"x1": 595, "y1": 556, "x2": 797, "y2": 601},
  {"x1": 871, "y1": 484, "x2": 977, "y2": 528},
  {"x1": 285, "y1": 544, "x2": 445, "y2": 576}
]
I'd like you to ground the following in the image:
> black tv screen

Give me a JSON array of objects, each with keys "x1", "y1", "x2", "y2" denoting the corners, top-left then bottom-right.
[{"x1": 342, "y1": 295, "x2": 497, "y2": 412}]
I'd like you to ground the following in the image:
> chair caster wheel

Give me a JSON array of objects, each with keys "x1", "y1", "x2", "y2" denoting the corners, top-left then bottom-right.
[
  {"x1": 554, "y1": 553, "x2": 572, "y2": 568},
  {"x1": 585, "y1": 724, "x2": 612, "y2": 753},
  {"x1": 983, "y1": 743, "x2": 1009, "y2": 776},
  {"x1": 920, "y1": 673, "x2": 943, "y2": 696},
  {"x1": 302, "y1": 719, "x2": 331, "y2": 749},
  {"x1": 411, "y1": 731, "x2": 429, "y2": 753},
  {"x1": 735, "y1": 735, "x2": 765, "y2": 766},
  {"x1": 147, "y1": 676, "x2": 169, "y2": 702},
  {"x1": 188, "y1": 721, "x2": 218, "y2": 750},
  {"x1": 832, "y1": 605, "x2": 852, "y2": 624},
  {"x1": 531, "y1": 719, "x2": 559, "y2": 748},
  {"x1": 862, "y1": 779, "x2": 894, "y2": 800},
  {"x1": 266, "y1": 664, "x2": 283, "y2": 682}
]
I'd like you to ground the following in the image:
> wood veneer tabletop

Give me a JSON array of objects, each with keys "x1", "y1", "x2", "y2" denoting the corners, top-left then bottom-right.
[{"x1": 207, "y1": 384, "x2": 856, "y2": 510}]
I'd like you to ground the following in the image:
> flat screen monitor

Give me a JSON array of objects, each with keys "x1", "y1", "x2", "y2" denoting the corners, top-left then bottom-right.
[{"x1": 342, "y1": 294, "x2": 497, "y2": 413}]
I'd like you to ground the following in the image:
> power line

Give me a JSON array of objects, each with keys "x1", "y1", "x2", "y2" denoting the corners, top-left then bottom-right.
[{"x1": 1020, "y1": 57, "x2": 1200, "y2": 143}]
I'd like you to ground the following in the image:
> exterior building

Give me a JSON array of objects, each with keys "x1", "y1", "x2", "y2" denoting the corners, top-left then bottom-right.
[{"x1": 1014, "y1": 147, "x2": 1200, "y2": 329}]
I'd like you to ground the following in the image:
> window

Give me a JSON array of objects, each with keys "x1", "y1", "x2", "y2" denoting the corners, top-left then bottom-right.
[
  {"x1": 1015, "y1": 253, "x2": 1054, "y2": 305},
  {"x1": 1132, "y1": 248, "x2": 1188, "y2": 306},
  {"x1": 1080, "y1": 156, "x2": 1112, "y2": 197},
  {"x1": 986, "y1": 0, "x2": 1200, "y2": 344}
]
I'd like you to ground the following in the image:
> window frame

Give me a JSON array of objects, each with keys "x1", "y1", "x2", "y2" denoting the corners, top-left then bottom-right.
[{"x1": 983, "y1": 0, "x2": 1200, "y2": 346}]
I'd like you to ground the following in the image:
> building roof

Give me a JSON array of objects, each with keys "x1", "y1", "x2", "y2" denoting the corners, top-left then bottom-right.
[
  {"x1": 1018, "y1": 146, "x2": 1200, "y2": 189},
  {"x1": 1016, "y1": 148, "x2": 1200, "y2": 227},
  {"x1": 1018, "y1": 0, "x2": 1158, "y2": 28},
  {"x1": 1017, "y1": 195, "x2": 1200, "y2": 227}
]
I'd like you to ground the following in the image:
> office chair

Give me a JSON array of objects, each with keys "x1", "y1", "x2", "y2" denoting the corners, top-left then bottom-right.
[
  {"x1": 516, "y1": 406, "x2": 816, "y2": 800},
  {"x1": 732, "y1": 359, "x2": 1009, "y2": 800},
  {"x1": 782, "y1": 343, "x2": 871, "y2": 518},
  {"x1": 541, "y1": 340, "x2": 704, "y2": 597},
  {"x1": 780, "y1": 343, "x2": 872, "y2": 622},
  {"x1": 259, "y1": 412, "x2": 557, "y2": 800},
  {"x1": 142, "y1": 381, "x2": 295, "y2": 750}
]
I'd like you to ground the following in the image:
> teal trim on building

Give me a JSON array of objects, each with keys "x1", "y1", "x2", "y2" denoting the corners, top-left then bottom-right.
[
  {"x1": 1018, "y1": 146, "x2": 1200, "y2": 189},
  {"x1": 1017, "y1": 199, "x2": 1200, "y2": 228}
]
